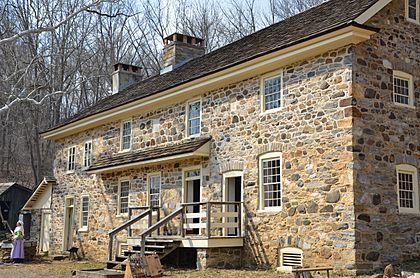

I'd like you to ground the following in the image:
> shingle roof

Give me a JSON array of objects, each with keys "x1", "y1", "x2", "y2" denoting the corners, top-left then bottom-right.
[
  {"x1": 0, "y1": 182, "x2": 32, "y2": 195},
  {"x1": 43, "y1": 0, "x2": 380, "y2": 134},
  {"x1": 87, "y1": 137, "x2": 211, "y2": 172}
]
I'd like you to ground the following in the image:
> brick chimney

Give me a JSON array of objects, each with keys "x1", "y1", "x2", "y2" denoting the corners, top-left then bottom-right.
[
  {"x1": 112, "y1": 63, "x2": 142, "y2": 94},
  {"x1": 161, "y1": 33, "x2": 205, "y2": 74}
]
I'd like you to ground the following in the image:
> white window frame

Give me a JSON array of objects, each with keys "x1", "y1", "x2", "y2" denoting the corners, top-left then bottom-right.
[
  {"x1": 118, "y1": 179, "x2": 130, "y2": 216},
  {"x1": 120, "y1": 119, "x2": 132, "y2": 152},
  {"x1": 393, "y1": 71, "x2": 415, "y2": 108},
  {"x1": 406, "y1": 0, "x2": 420, "y2": 24},
  {"x1": 186, "y1": 99, "x2": 202, "y2": 137},
  {"x1": 83, "y1": 140, "x2": 93, "y2": 169},
  {"x1": 259, "y1": 152, "x2": 283, "y2": 212},
  {"x1": 67, "y1": 146, "x2": 76, "y2": 173},
  {"x1": 147, "y1": 172, "x2": 161, "y2": 208},
  {"x1": 260, "y1": 70, "x2": 283, "y2": 114},
  {"x1": 397, "y1": 164, "x2": 419, "y2": 214},
  {"x1": 79, "y1": 195, "x2": 89, "y2": 232}
]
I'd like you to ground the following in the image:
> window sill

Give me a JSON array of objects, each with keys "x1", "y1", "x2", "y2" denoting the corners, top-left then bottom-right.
[
  {"x1": 260, "y1": 107, "x2": 283, "y2": 115},
  {"x1": 187, "y1": 133, "x2": 202, "y2": 138},
  {"x1": 406, "y1": 17, "x2": 420, "y2": 25},
  {"x1": 116, "y1": 214, "x2": 128, "y2": 219},
  {"x1": 118, "y1": 149, "x2": 131, "y2": 154},
  {"x1": 257, "y1": 208, "x2": 282, "y2": 216},
  {"x1": 78, "y1": 228, "x2": 88, "y2": 233},
  {"x1": 398, "y1": 210, "x2": 420, "y2": 215},
  {"x1": 393, "y1": 102, "x2": 416, "y2": 109},
  {"x1": 66, "y1": 170, "x2": 75, "y2": 175}
]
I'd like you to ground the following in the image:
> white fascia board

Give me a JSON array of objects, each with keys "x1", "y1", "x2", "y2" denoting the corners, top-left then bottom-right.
[{"x1": 355, "y1": 0, "x2": 393, "y2": 24}]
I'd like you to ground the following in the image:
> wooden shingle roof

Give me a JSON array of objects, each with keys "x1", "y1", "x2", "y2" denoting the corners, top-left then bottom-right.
[{"x1": 43, "y1": 0, "x2": 382, "y2": 134}]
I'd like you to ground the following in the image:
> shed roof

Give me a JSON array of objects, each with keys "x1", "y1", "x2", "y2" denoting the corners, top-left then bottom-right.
[{"x1": 0, "y1": 182, "x2": 32, "y2": 196}]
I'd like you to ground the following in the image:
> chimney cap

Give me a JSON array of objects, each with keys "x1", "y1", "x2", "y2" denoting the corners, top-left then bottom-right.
[
  {"x1": 113, "y1": 63, "x2": 142, "y2": 73},
  {"x1": 163, "y1": 33, "x2": 204, "y2": 47}
]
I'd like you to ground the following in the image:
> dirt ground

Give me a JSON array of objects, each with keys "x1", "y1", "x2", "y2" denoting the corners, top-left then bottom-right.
[{"x1": 0, "y1": 260, "x2": 291, "y2": 278}]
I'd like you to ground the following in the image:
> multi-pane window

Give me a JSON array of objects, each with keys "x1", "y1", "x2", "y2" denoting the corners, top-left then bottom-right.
[
  {"x1": 259, "y1": 153, "x2": 282, "y2": 210},
  {"x1": 393, "y1": 71, "x2": 414, "y2": 107},
  {"x1": 397, "y1": 164, "x2": 419, "y2": 214},
  {"x1": 83, "y1": 141, "x2": 92, "y2": 168},
  {"x1": 148, "y1": 174, "x2": 161, "y2": 208},
  {"x1": 80, "y1": 196, "x2": 89, "y2": 230},
  {"x1": 119, "y1": 181, "x2": 130, "y2": 214},
  {"x1": 121, "y1": 120, "x2": 132, "y2": 151},
  {"x1": 187, "y1": 100, "x2": 201, "y2": 136},
  {"x1": 67, "y1": 146, "x2": 76, "y2": 172},
  {"x1": 407, "y1": 0, "x2": 419, "y2": 22},
  {"x1": 262, "y1": 75, "x2": 282, "y2": 112}
]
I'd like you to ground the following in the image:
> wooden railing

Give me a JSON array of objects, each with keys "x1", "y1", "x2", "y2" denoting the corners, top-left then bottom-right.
[{"x1": 107, "y1": 201, "x2": 243, "y2": 260}]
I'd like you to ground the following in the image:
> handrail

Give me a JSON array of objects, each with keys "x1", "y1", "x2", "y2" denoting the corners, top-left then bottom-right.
[
  {"x1": 108, "y1": 208, "x2": 151, "y2": 261},
  {"x1": 139, "y1": 206, "x2": 184, "y2": 257}
]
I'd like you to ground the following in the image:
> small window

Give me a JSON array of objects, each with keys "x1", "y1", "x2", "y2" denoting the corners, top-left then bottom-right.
[
  {"x1": 83, "y1": 141, "x2": 92, "y2": 168},
  {"x1": 280, "y1": 247, "x2": 303, "y2": 267},
  {"x1": 397, "y1": 164, "x2": 419, "y2": 214},
  {"x1": 148, "y1": 173, "x2": 161, "y2": 208},
  {"x1": 406, "y1": 0, "x2": 419, "y2": 23},
  {"x1": 261, "y1": 74, "x2": 282, "y2": 112},
  {"x1": 80, "y1": 196, "x2": 89, "y2": 231},
  {"x1": 67, "y1": 146, "x2": 76, "y2": 172},
  {"x1": 259, "y1": 152, "x2": 282, "y2": 211},
  {"x1": 121, "y1": 120, "x2": 132, "y2": 151},
  {"x1": 187, "y1": 100, "x2": 201, "y2": 136},
  {"x1": 393, "y1": 71, "x2": 414, "y2": 107},
  {"x1": 118, "y1": 180, "x2": 130, "y2": 215}
]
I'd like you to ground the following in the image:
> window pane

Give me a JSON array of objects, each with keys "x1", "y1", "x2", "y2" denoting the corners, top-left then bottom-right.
[
  {"x1": 120, "y1": 181, "x2": 130, "y2": 213},
  {"x1": 122, "y1": 121, "x2": 132, "y2": 150},
  {"x1": 188, "y1": 101, "x2": 201, "y2": 136},
  {"x1": 394, "y1": 74, "x2": 412, "y2": 105},
  {"x1": 81, "y1": 196, "x2": 89, "y2": 227},
  {"x1": 399, "y1": 172, "x2": 415, "y2": 209},
  {"x1": 149, "y1": 175, "x2": 161, "y2": 207},
  {"x1": 264, "y1": 76, "x2": 282, "y2": 111},
  {"x1": 262, "y1": 157, "x2": 282, "y2": 208},
  {"x1": 408, "y1": 0, "x2": 417, "y2": 20}
]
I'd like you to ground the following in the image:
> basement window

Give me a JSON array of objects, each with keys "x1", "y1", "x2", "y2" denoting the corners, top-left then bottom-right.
[
  {"x1": 397, "y1": 164, "x2": 419, "y2": 214},
  {"x1": 280, "y1": 247, "x2": 303, "y2": 267},
  {"x1": 406, "y1": 0, "x2": 420, "y2": 23},
  {"x1": 393, "y1": 71, "x2": 414, "y2": 107}
]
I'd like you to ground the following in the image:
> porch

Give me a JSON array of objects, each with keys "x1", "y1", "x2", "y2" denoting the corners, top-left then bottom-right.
[{"x1": 107, "y1": 201, "x2": 244, "y2": 269}]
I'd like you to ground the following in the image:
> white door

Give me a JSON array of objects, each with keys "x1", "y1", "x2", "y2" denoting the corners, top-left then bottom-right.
[
  {"x1": 40, "y1": 211, "x2": 51, "y2": 252},
  {"x1": 63, "y1": 197, "x2": 74, "y2": 251}
]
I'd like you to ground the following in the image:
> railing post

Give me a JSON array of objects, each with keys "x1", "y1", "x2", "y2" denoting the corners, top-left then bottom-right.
[
  {"x1": 181, "y1": 205, "x2": 185, "y2": 238},
  {"x1": 148, "y1": 209, "x2": 152, "y2": 236},
  {"x1": 141, "y1": 235, "x2": 146, "y2": 258},
  {"x1": 206, "y1": 202, "x2": 211, "y2": 239},
  {"x1": 128, "y1": 208, "x2": 132, "y2": 237},
  {"x1": 157, "y1": 208, "x2": 161, "y2": 236},
  {"x1": 238, "y1": 203, "x2": 242, "y2": 237},
  {"x1": 108, "y1": 234, "x2": 114, "y2": 261}
]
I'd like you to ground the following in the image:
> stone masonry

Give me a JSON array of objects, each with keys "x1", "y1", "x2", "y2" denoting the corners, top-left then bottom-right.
[{"x1": 48, "y1": 0, "x2": 419, "y2": 275}]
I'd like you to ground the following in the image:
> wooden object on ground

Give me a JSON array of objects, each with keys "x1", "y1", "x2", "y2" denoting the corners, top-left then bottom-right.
[
  {"x1": 124, "y1": 258, "x2": 144, "y2": 278},
  {"x1": 143, "y1": 255, "x2": 164, "y2": 277},
  {"x1": 292, "y1": 267, "x2": 333, "y2": 278}
]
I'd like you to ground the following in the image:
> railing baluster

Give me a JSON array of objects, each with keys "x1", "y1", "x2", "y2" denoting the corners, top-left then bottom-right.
[
  {"x1": 238, "y1": 203, "x2": 242, "y2": 237},
  {"x1": 181, "y1": 205, "x2": 185, "y2": 238},
  {"x1": 206, "y1": 202, "x2": 211, "y2": 239},
  {"x1": 108, "y1": 235, "x2": 114, "y2": 261}
]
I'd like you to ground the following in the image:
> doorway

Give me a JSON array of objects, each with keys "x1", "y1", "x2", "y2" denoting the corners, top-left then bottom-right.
[
  {"x1": 183, "y1": 168, "x2": 201, "y2": 235},
  {"x1": 40, "y1": 210, "x2": 51, "y2": 253},
  {"x1": 223, "y1": 171, "x2": 243, "y2": 236},
  {"x1": 63, "y1": 197, "x2": 74, "y2": 251}
]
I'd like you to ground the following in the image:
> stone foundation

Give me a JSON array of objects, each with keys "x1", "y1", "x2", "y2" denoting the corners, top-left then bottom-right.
[
  {"x1": 0, "y1": 240, "x2": 37, "y2": 262},
  {"x1": 197, "y1": 247, "x2": 243, "y2": 269}
]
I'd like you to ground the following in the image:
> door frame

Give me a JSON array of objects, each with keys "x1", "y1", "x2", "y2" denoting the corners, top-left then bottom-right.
[
  {"x1": 39, "y1": 209, "x2": 51, "y2": 253},
  {"x1": 182, "y1": 166, "x2": 202, "y2": 235},
  {"x1": 222, "y1": 171, "x2": 244, "y2": 237},
  {"x1": 62, "y1": 196, "x2": 75, "y2": 251}
]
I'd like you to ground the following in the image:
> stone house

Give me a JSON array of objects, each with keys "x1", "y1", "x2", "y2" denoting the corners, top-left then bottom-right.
[{"x1": 25, "y1": 0, "x2": 419, "y2": 274}]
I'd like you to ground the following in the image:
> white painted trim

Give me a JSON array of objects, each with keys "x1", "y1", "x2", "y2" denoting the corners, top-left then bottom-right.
[
  {"x1": 180, "y1": 237, "x2": 243, "y2": 248},
  {"x1": 22, "y1": 177, "x2": 54, "y2": 210},
  {"x1": 260, "y1": 70, "x2": 284, "y2": 114},
  {"x1": 222, "y1": 171, "x2": 244, "y2": 237},
  {"x1": 82, "y1": 140, "x2": 93, "y2": 169},
  {"x1": 355, "y1": 0, "x2": 393, "y2": 24},
  {"x1": 397, "y1": 164, "x2": 419, "y2": 214},
  {"x1": 39, "y1": 210, "x2": 51, "y2": 253},
  {"x1": 120, "y1": 119, "x2": 133, "y2": 152},
  {"x1": 393, "y1": 70, "x2": 415, "y2": 107},
  {"x1": 87, "y1": 145, "x2": 210, "y2": 174},
  {"x1": 78, "y1": 194, "x2": 90, "y2": 232},
  {"x1": 117, "y1": 178, "x2": 131, "y2": 216},
  {"x1": 147, "y1": 172, "x2": 161, "y2": 207},
  {"x1": 185, "y1": 98, "x2": 202, "y2": 138},
  {"x1": 259, "y1": 152, "x2": 283, "y2": 212},
  {"x1": 42, "y1": 26, "x2": 376, "y2": 140},
  {"x1": 405, "y1": 0, "x2": 420, "y2": 24},
  {"x1": 63, "y1": 195, "x2": 75, "y2": 251},
  {"x1": 182, "y1": 166, "x2": 203, "y2": 236}
]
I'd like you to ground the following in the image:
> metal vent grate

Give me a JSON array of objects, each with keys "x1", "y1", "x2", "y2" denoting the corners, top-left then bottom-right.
[{"x1": 281, "y1": 248, "x2": 303, "y2": 267}]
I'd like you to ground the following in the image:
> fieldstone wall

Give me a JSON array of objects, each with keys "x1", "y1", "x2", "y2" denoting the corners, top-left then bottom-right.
[
  {"x1": 352, "y1": 0, "x2": 420, "y2": 273},
  {"x1": 197, "y1": 247, "x2": 242, "y2": 269},
  {"x1": 49, "y1": 44, "x2": 356, "y2": 273}
]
